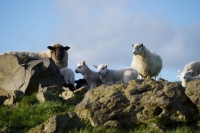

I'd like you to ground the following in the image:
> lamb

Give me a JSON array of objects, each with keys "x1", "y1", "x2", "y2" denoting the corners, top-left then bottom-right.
[
  {"x1": 0, "y1": 43, "x2": 70, "y2": 69},
  {"x1": 181, "y1": 61, "x2": 200, "y2": 76},
  {"x1": 176, "y1": 70, "x2": 200, "y2": 87},
  {"x1": 60, "y1": 67, "x2": 75, "y2": 91},
  {"x1": 93, "y1": 64, "x2": 138, "y2": 85},
  {"x1": 75, "y1": 79, "x2": 87, "y2": 89},
  {"x1": 75, "y1": 61, "x2": 102, "y2": 90},
  {"x1": 131, "y1": 43, "x2": 162, "y2": 79}
]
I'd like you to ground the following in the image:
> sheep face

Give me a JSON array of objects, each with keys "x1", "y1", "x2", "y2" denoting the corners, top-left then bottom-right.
[
  {"x1": 94, "y1": 64, "x2": 108, "y2": 76},
  {"x1": 132, "y1": 43, "x2": 144, "y2": 55},
  {"x1": 75, "y1": 61, "x2": 86, "y2": 74},
  {"x1": 177, "y1": 70, "x2": 192, "y2": 81},
  {"x1": 47, "y1": 44, "x2": 70, "y2": 61}
]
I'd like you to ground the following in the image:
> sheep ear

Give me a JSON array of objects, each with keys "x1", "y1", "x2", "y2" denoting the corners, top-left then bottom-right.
[
  {"x1": 131, "y1": 44, "x2": 134, "y2": 47},
  {"x1": 83, "y1": 61, "x2": 86, "y2": 65},
  {"x1": 105, "y1": 64, "x2": 109, "y2": 68},
  {"x1": 140, "y1": 43, "x2": 144, "y2": 47},
  {"x1": 93, "y1": 65, "x2": 97, "y2": 68},
  {"x1": 64, "y1": 46, "x2": 70, "y2": 50},
  {"x1": 178, "y1": 70, "x2": 182, "y2": 74},
  {"x1": 47, "y1": 46, "x2": 54, "y2": 50}
]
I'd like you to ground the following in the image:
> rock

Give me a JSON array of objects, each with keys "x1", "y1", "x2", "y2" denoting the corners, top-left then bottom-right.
[
  {"x1": 28, "y1": 112, "x2": 85, "y2": 133},
  {"x1": 36, "y1": 92, "x2": 59, "y2": 103},
  {"x1": 0, "y1": 54, "x2": 65, "y2": 105},
  {"x1": 185, "y1": 79, "x2": 200, "y2": 107},
  {"x1": 75, "y1": 78, "x2": 198, "y2": 129}
]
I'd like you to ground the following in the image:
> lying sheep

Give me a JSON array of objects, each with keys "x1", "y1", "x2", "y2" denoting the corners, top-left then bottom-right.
[
  {"x1": 93, "y1": 64, "x2": 138, "y2": 85},
  {"x1": 176, "y1": 70, "x2": 200, "y2": 87},
  {"x1": 75, "y1": 79, "x2": 87, "y2": 89},
  {"x1": 60, "y1": 67, "x2": 75, "y2": 91},
  {"x1": 181, "y1": 61, "x2": 200, "y2": 76},
  {"x1": 0, "y1": 43, "x2": 70, "y2": 69},
  {"x1": 75, "y1": 61, "x2": 102, "y2": 90},
  {"x1": 131, "y1": 43, "x2": 162, "y2": 79}
]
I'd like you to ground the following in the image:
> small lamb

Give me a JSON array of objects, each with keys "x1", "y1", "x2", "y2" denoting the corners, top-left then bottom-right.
[
  {"x1": 93, "y1": 64, "x2": 138, "y2": 85},
  {"x1": 181, "y1": 61, "x2": 200, "y2": 76},
  {"x1": 176, "y1": 70, "x2": 200, "y2": 87},
  {"x1": 131, "y1": 43, "x2": 162, "y2": 80},
  {"x1": 75, "y1": 79, "x2": 87, "y2": 89},
  {"x1": 75, "y1": 61, "x2": 102, "y2": 90},
  {"x1": 0, "y1": 43, "x2": 70, "y2": 69},
  {"x1": 60, "y1": 67, "x2": 75, "y2": 91}
]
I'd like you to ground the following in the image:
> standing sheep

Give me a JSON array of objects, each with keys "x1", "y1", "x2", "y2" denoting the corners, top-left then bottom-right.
[
  {"x1": 0, "y1": 43, "x2": 70, "y2": 69},
  {"x1": 75, "y1": 61, "x2": 102, "y2": 90},
  {"x1": 176, "y1": 70, "x2": 200, "y2": 87},
  {"x1": 131, "y1": 43, "x2": 162, "y2": 79},
  {"x1": 181, "y1": 61, "x2": 200, "y2": 76},
  {"x1": 93, "y1": 64, "x2": 138, "y2": 85}
]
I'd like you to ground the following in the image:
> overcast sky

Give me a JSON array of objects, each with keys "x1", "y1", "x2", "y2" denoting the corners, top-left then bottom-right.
[{"x1": 0, "y1": 0, "x2": 200, "y2": 82}]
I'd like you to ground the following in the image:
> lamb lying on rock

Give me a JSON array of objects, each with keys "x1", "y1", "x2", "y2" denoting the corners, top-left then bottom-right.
[
  {"x1": 75, "y1": 61, "x2": 102, "y2": 90},
  {"x1": 177, "y1": 70, "x2": 200, "y2": 87},
  {"x1": 93, "y1": 64, "x2": 138, "y2": 85},
  {"x1": 0, "y1": 43, "x2": 70, "y2": 69},
  {"x1": 180, "y1": 61, "x2": 200, "y2": 76},
  {"x1": 131, "y1": 43, "x2": 162, "y2": 80}
]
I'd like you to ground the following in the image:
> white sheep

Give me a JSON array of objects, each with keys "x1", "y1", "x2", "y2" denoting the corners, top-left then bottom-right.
[
  {"x1": 181, "y1": 61, "x2": 200, "y2": 76},
  {"x1": 131, "y1": 43, "x2": 162, "y2": 80},
  {"x1": 75, "y1": 61, "x2": 102, "y2": 90},
  {"x1": 93, "y1": 64, "x2": 138, "y2": 85},
  {"x1": 176, "y1": 70, "x2": 200, "y2": 87},
  {"x1": 60, "y1": 67, "x2": 75, "y2": 91},
  {"x1": 0, "y1": 43, "x2": 70, "y2": 69}
]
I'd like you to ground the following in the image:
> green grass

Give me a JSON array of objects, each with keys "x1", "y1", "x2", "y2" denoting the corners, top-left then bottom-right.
[{"x1": 0, "y1": 94, "x2": 75, "y2": 132}]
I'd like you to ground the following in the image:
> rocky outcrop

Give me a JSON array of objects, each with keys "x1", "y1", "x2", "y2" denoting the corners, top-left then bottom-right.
[
  {"x1": 28, "y1": 112, "x2": 84, "y2": 133},
  {"x1": 0, "y1": 54, "x2": 65, "y2": 105},
  {"x1": 185, "y1": 79, "x2": 200, "y2": 107},
  {"x1": 75, "y1": 78, "x2": 198, "y2": 128}
]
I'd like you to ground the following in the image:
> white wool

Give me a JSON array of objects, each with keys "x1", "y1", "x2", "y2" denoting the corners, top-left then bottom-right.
[
  {"x1": 94, "y1": 64, "x2": 138, "y2": 85},
  {"x1": 177, "y1": 70, "x2": 200, "y2": 87},
  {"x1": 60, "y1": 67, "x2": 75, "y2": 86},
  {"x1": 182, "y1": 61, "x2": 200, "y2": 76},
  {"x1": 75, "y1": 61, "x2": 102, "y2": 90},
  {"x1": 131, "y1": 43, "x2": 162, "y2": 79}
]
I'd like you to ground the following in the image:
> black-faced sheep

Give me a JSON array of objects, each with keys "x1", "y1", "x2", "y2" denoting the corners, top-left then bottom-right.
[
  {"x1": 131, "y1": 43, "x2": 162, "y2": 79},
  {"x1": 75, "y1": 61, "x2": 102, "y2": 90},
  {"x1": 0, "y1": 43, "x2": 70, "y2": 69},
  {"x1": 75, "y1": 79, "x2": 87, "y2": 89},
  {"x1": 93, "y1": 64, "x2": 138, "y2": 85}
]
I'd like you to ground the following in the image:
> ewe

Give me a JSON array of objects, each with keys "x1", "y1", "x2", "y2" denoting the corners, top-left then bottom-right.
[
  {"x1": 75, "y1": 61, "x2": 102, "y2": 90},
  {"x1": 177, "y1": 70, "x2": 200, "y2": 87},
  {"x1": 0, "y1": 43, "x2": 70, "y2": 69},
  {"x1": 131, "y1": 43, "x2": 162, "y2": 80},
  {"x1": 93, "y1": 64, "x2": 138, "y2": 85}
]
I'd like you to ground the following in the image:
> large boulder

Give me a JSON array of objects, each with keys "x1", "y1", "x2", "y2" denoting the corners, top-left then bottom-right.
[
  {"x1": 75, "y1": 78, "x2": 198, "y2": 129},
  {"x1": 185, "y1": 79, "x2": 200, "y2": 107},
  {"x1": 0, "y1": 54, "x2": 65, "y2": 105}
]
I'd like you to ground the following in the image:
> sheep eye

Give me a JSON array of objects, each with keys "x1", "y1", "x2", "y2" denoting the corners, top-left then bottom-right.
[{"x1": 79, "y1": 66, "x2": 81, "y2": 69}]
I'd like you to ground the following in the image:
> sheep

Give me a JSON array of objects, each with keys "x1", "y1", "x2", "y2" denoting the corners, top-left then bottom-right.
[
  {"x1": 93, "y1": 64, "x2": 138, "y2": 85},
  {"x1": 176, "y1": 70, "x2": 200, "y2": 87},
  {"x1": 75, "y1": 79, "x2": 87, "y2": 89},
  {"x1": 60, "y1": 67, "x2": 75, "y2": 91},
  {"x1": 0, "y1": 43, "x2": 70, "y2": 69},
  {"x1": 131, "y1": 43, "x2": 162, "y2": 80},
  {"x1": 181, "y1": 61, "x2": 200, "y2": 76},
  {"x1": 75, "y1": 61, "x2": 102, "y2": 90}
]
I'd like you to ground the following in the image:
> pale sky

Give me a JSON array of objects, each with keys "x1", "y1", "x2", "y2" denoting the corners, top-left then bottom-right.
[{"x1": 0, "y1": 0, "x2": 200, "y2": 82}]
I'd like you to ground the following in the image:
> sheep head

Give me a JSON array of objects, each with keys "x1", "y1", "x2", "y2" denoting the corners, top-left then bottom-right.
[
  {"x1": 132, "y1": 43, "x2": 144, "y2": 55},
  {"x1": 94, "y1": 64, "x2": 108, "y2": 75},
  {"x1": 75, "y1": 61, "x2": 87, "y2": 74},
  {"x1": 47, "y1": 43, "x2": 70, "y2": 61}
]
